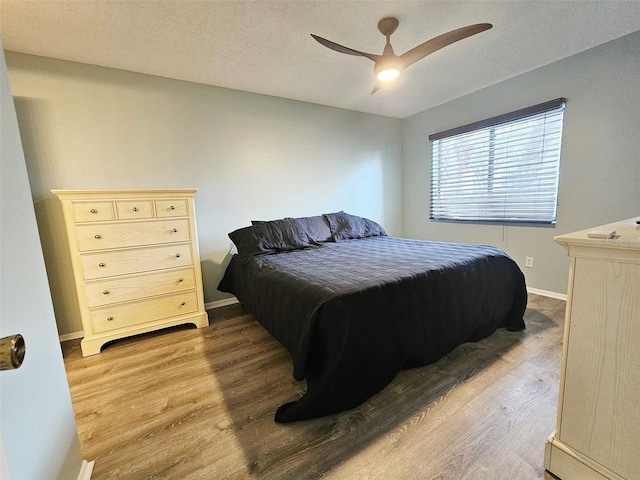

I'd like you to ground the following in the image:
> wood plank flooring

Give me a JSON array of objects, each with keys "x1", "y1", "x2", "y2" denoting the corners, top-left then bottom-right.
[{"x1": 62, "y1": 294, "x2": 566, "y2": 479}]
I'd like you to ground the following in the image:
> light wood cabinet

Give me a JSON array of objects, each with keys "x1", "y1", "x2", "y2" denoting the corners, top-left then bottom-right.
[
  {"x1": 53, "y1": 189, "x2": 208, "y2": 356},
  {"x1": 545, "y1": 216, "x2": 640, "y2": 480}
]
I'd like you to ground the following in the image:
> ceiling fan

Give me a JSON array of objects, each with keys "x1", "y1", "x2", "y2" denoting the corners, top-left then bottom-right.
[{"x1": 311, "y1": 18, "x2": 492, "y2": 94}]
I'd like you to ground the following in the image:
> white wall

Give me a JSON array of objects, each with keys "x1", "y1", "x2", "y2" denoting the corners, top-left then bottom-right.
[
  {"x1": 5, "y1": 52, "x2": 402, "y2": 336},
  {"x1": 402, "y1": 31, "x2": 640, "y2": 294}
]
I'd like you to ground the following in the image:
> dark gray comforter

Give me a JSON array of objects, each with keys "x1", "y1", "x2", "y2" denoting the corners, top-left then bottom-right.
[{"x1": 218, "y1": 236, "x2": 527, "y2": 422}]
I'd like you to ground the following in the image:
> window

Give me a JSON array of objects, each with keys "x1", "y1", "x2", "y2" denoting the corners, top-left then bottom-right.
[{"x1": 429, "y1": 98, "x2": 566, "y2": 224}]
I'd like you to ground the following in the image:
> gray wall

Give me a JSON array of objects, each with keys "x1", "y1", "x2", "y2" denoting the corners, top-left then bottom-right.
[
  {"x1": 6, "y1": 30, "x2": 640, "y2": 338},
  {"x1": 6, "y1": 52, "x2": 402, "y2": 336},
  {"x1": 402, "y1": 31, "x2": 640, "y2": 294}
]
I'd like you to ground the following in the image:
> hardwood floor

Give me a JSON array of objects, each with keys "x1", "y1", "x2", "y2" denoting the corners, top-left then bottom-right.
[{"x1": 62, "y1": 294, "x2": 565, "y2": 479}]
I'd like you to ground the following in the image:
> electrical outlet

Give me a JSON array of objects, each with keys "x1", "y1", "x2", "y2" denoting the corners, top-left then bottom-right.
[{"x1": 525, "y1": 257, "x2": 534, "y2": 268}]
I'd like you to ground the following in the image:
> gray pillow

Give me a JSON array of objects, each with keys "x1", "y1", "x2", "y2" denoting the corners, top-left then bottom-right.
[
  {"x1": 230, "y1": 218, "x2": 319, "y2": 256},
  {"x1": 297, "y1": 215, "x2": 332, "y2": 243},
  {"x1": 252, "y1": 215, "x2": 332, "y2": 243},
  {"x1": 228, "y1": 226, "x2": 269, "y2": 256},
  {"x1": 253, "y1": 217, "x2": 319, "y2": 251},
  {"x1": 323, "y1": 212, "x2": 387, "y2": 242}
]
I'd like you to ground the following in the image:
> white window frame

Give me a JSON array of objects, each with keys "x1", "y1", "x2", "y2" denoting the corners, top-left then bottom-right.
[{"x1": 429, "y1": 98, "x2": 566, "y2": 224}]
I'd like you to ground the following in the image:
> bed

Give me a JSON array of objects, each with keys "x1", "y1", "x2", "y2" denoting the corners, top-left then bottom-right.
[{"x1": 217, "y1": 212, "x2": 527, "y2": 423}]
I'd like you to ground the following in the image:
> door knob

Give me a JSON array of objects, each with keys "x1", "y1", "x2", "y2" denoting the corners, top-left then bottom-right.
[{"x1": 0, "y1": 334, "x2": 26, "y2": 371}]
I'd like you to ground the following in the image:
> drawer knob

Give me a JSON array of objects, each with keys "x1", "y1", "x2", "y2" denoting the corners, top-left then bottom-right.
[
  {"x1": 103, "y1": 290, "x2": 110, "y2": 295},
  {"x1": 90, "y1": 209, "x2": 98, "y2": 214},
  {"x1": 107, "y1": 316, "x2": 114, "y2": 321},
  {"x1": 177, "y1": 277, "x2": 183, "y2": 283},
  {"x1": 175, "y1": 253, "x2": 181, "y2": 258},
  {"x1": 98, "y1": 263, "x2": 106, "y2": 268},
  {"x1": 180, "y1": 302, "x2": 186, "y2": 306},
  {"x1": 172, "y1": 228, "x2": 178, "y2": 233},
  {"x1": 169, "y1": 205, "x2": 175, "y2": 210},
  {"x1": 132, "y1": 207, "x2": 139, "y2": 212},
  {"x1": 94, "y1": 234, "x2": 102, "y2": 239}
]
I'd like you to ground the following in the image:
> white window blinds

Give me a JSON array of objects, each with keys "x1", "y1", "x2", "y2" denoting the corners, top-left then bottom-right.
[{"x1": 429, "y1": 98, "x2": 566, "y2": 224}]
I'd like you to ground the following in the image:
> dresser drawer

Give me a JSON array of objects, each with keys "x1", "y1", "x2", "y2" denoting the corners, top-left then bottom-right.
[
  {"x1": 85, "y1": 267, "x2": 196, "y2": 307},
  {"x1": 76, "y1": 218, "x2": 190, "y2": 251},
  {"x1": 81, "y1": 244, "x2": 193, "y2": 280},
  {"x1": 155, "y1": 199, "x2": 188, "y2": 217},
  {"x1": 73, "y1": 202, "x2": 115, "y2": 223},
  {"x1": 116, "y1": 200, "x2": 154, "y2": 220},
  {"x1": 91, "y1": 291, "x2": 199, "y2": 333}
]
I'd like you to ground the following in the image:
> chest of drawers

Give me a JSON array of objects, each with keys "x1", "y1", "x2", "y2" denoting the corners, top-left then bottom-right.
[
  {"x1": 53, "y1": 189, "x2": 208, "y2": 356},
  {"x1": 545, "y1": 216, "x2": 640, "y2": 480}
]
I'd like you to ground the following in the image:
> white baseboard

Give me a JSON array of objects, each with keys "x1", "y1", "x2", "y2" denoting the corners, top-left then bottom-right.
[
  {"x1": 77, "y1": 460, "x2": 94, "y2": 480},
  {"x1": 204, "y1": 297, "x2": 239, "y2": 310},
  {"x1": 59, "y1": 330, "x2": 84, "y2": 342},
  {"x1": 527, "y1": 287, "x2": 567, "y2": 301}
]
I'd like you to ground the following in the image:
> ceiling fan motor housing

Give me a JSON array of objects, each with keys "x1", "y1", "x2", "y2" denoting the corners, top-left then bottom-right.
[{"x1": 378, "y1": 17, "x2": 400, "y2": 36}]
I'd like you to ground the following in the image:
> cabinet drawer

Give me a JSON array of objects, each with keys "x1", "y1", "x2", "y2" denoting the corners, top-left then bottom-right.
[
  {"x1": 76, "y1": 218, "x2": 190, "y2": 251},
  {"x1": 81, "y1": 244, "x2": 193, "y2": 280},
  {"x1": 86, "y1": 267, "x2": 196, "y2": 307},
  {"x1": 155, "y1": 199, "x2": 188, "y2": 217},
  {"x1": 91, "y1": 291, "x2": 199, "y2": 333},
  {"x1": 116, "y1": 201, "x2": 154, "y2": 220},
  {"x1": 73, "y1": 202, "x2": 115, "y2": 223}
]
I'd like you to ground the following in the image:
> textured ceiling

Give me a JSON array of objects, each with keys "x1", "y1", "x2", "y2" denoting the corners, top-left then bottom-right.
[{"x1": 2, "y1": 1, "x2": 640, "y2": 118}]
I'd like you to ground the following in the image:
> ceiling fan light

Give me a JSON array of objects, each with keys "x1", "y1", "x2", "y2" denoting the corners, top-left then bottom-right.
[
  {"x1": 374, "y1": 56, "x2": 403, "y2": 83},
  {"x1": 377, "y1": 68, "x2": 400, "y2": 82}
]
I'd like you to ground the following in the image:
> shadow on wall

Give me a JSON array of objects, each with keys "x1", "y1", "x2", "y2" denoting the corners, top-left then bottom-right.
[
  {"x1": 13, "y1": 96, "x2": 58, "y2": 199},
  {"x1": 201, "y1": 255, "x2": 235, "y2": 306},
  {"x1": 14, "y1": 96, "x2": 84, "y2": 336},
  {"x1": 32, "y1": 196, "x2": 83, "y2": 336}
]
